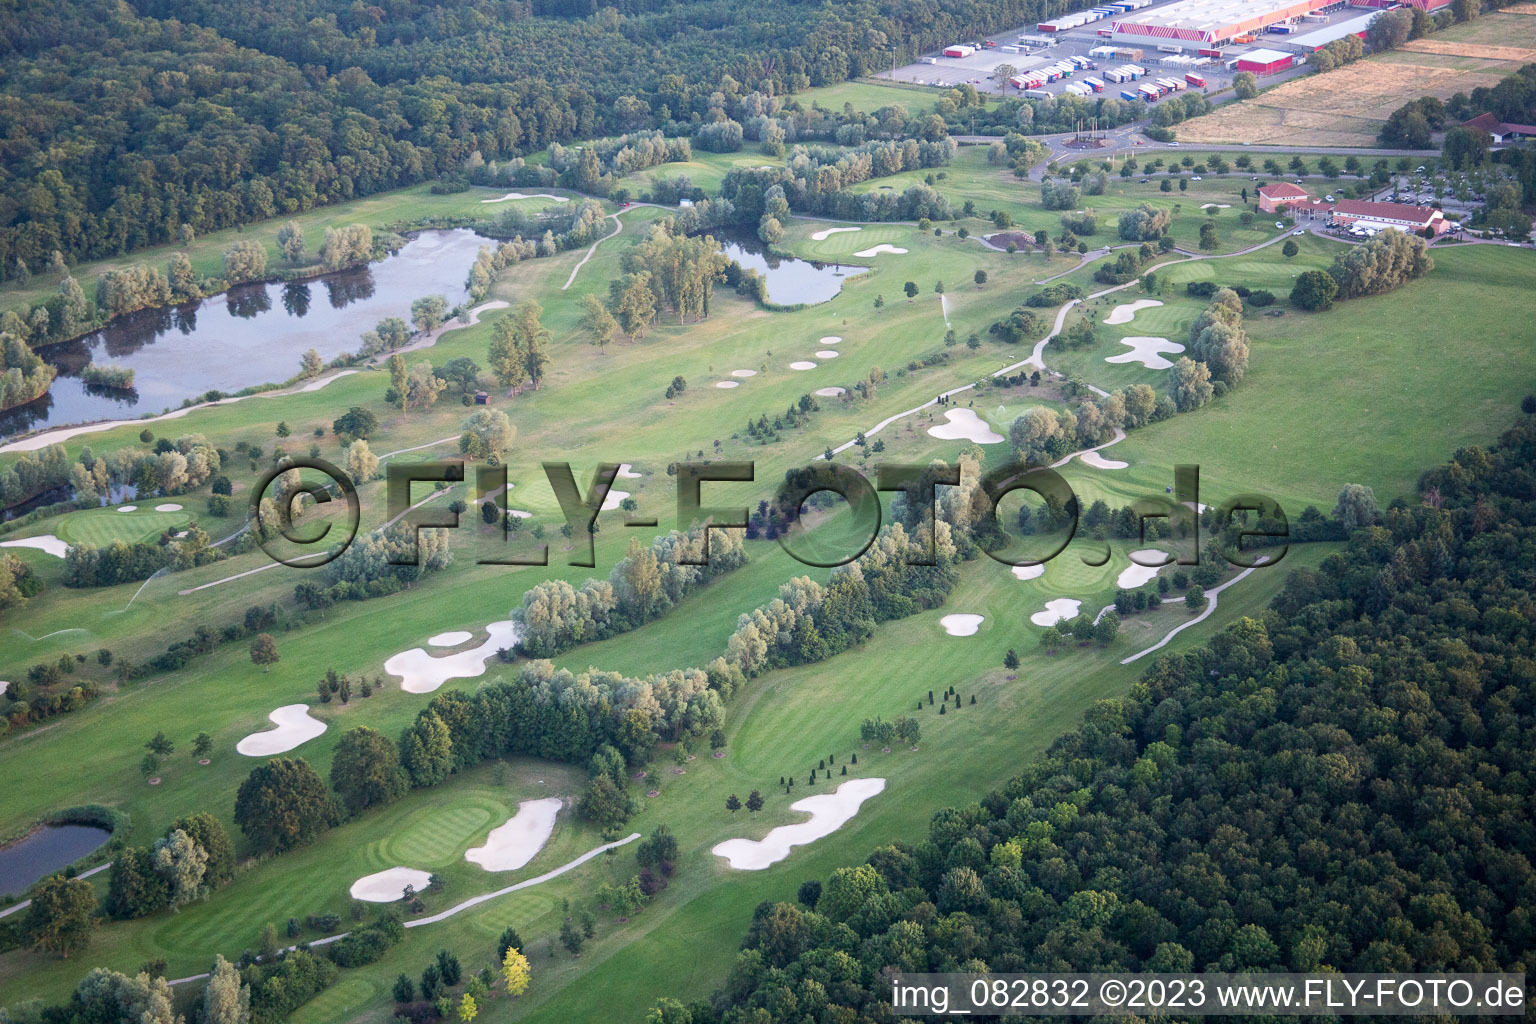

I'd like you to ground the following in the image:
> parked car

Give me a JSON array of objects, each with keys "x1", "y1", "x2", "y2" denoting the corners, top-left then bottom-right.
[
  {"x1": 1191, "y1": 175, "x2": 1202, "y2": 181},
  {"x1": 1275, "y1": 221, "x2": 1286, "y2": 229},
  {"x1": 1292, "y1": 228, "x2": 1305, "y2": 235}
]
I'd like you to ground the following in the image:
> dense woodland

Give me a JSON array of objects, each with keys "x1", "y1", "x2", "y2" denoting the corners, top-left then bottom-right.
[
  {"x1": 0, "y1": 0, "x2": 1089, "y2": 276},
  {"x1": 646, "y1": 405, "x2": 1536, "y2": 1023}
]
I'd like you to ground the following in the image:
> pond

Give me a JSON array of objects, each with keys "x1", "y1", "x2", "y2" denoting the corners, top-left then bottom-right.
[
  {"x1": 2, "y1": 229, "x2": 490, "y2": 441},
  {"x1": 715, "y1": 232, "x2": 866, "y2": 306},
  {"x1": 0, "y1": 823, "x2": 112, "y2": 896}
]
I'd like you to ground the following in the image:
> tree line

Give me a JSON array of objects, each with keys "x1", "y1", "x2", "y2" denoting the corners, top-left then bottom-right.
[{"x1": 515, "y1": 525, "x2": 748, "y2": 658}]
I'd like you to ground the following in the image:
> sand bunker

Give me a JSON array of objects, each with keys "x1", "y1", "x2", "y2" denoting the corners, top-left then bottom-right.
[
  {"x1": 116, "y1": 505, "x2": 137, "y2": 513},
  {"x1": 465, "y1": 797, "x2": 562, "y2": 872},
  {"x1": 384, "y1": 620, "x2": 520, "y2": 694},
  {"x1": 819, "y1": 336, "x2": 842, "y2": 345},
  {"x1": 1012, "y1": 563, "x2": 1046, "y2": 581},
  {"x1": 616, "y1": 463, "x2": 643, "y2": 478},
  {"x1": 1106, "y1": 337, "x2": 1184, "y2": 370},
  {"x1": 852, "y1": 244, "x2": 907, "y2": 257},
  {"x1": 1030, "y1": 598, "x2": 1082, "y2": 627},
  {"x1": 0, "y1": 535, "x2": 69, "y2": 558},
  {"x1": 940, "y1": 614, "x2": 984, "y2": 636},
  {"x1": 480, "y1": 192, "x2": 569, "y2": 204},
  {"x1": 155, "y1": 503, "x2": 183, "y2": 512},
  {"x1": 715, "y1": 381, "x2": 740, "y2": 388},
  {"x1": 351, "y1": 867, "x2": 434, "y2": 902},
  {"x1": 927, "y1": 409, "x2": 1003, "y2": 444},
  {"x1": 507, "y1": 509, "x2": 533, "y2": 519},
  {"x1": 811, "y1": 226, "x2": 861, "y2": 241},
  {"x1": 789, "y1": 361, "x2": 818, "y2": 371},
  {"x1": 1081, "y1": 450, "x2": 1129, "y2": 469},
  {"x1": 730, "y1": 369, "x2": 757, "y2": 378},
  {"x1": 1117, "y1": 549, "x2": 1171, "y2": 589},
  {"x1": 712, "y1": 778, "x2": 886, "y2": 870},
  {"x1": 815, "y1": 387, "x2": 846, "y2": 397},
  {"x1": 601, "y1": 489, "x2": 631, "y2": 511},
  {"x1": 1201, "y1": 203, "x2": 1231, "y2": 210},
  {"x1": 428, "y1": 631, "x2": 473, "y2": 647},
  {"x1": 1102, "y1": 299, "x2": 1164, "y2": 325},
  {"x1": 237, "y1": 704, "x2": 326, "y2": 757},
  {"x1": 815, "y1": 350, "x2": 840, "y2": 359}
]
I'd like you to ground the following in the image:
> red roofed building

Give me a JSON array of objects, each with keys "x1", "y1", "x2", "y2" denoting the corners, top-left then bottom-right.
[
  {"x1": 1327, "y1": 199, "x2": 1447, "y2": 234},
  {"x1": 1257, "y1": 182, "x2": 1309, "y2": 213},
  {"x1": 1461, "y1": 112, "x2": 1536, "y2": 144}
]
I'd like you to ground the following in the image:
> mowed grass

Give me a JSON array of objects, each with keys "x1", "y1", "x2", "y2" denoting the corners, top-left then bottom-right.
[
  {"x1": 53, "y1": 507, "x2": 194, "y2": 549},
  {"x1": 796, "y1": 79, "x2": 972, "y2": 114},
  {"x1": 843, "y1": 147, "x2": 1287, "y2": 256},
  {"x1": 1, "y1": 167, "x2": 1533, "y2": 1021}
]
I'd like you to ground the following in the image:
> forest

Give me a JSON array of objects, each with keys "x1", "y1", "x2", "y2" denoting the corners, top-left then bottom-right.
[
  {"x1": 649, "y1": 404, "x2": 1536, "y2": 1023},
  {"x1": 0, "y1": 0, "x2": 1087, "y2": 277}
]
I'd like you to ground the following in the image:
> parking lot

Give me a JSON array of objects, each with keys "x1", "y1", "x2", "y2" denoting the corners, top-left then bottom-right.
[{"x1": 872, "y1": 0, "x2": 1381, "y2": 106}]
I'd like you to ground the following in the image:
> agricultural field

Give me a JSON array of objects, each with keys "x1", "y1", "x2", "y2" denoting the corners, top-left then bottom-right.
[
  {"x1": 2, "y1": 128, "x2": 1535, "y2": 1024},
  {"x1": 1174, "y1": 13, "x2": 1536, "y2": 147}
]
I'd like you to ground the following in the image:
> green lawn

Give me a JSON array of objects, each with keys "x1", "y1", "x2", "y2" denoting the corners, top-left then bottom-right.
[{"x1": 1, "y1": 155, "x2": 1533, "y2": 1023}]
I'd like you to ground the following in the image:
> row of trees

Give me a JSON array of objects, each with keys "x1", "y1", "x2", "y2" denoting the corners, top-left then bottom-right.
[
  {"x1": 515, "y1": 525, "x2": 748, "y2": 658},
  {"x1": 1009, "y1": 384, "x2": 1168, "y2": 464},
  {"x1": 659, "y1": 402, "x2": 1536, "y2": 1024},
  {"x1": 0, "y1": 331, "x2": 56, "y2": 412}
]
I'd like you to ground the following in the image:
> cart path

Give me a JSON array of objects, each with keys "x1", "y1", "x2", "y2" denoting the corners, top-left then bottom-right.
[
  {"x1": 821, "y1": 229, "x2": 1293, "y2": 461},
  {"x1": 1118, "y1": 565, "x2": 1262, "y2": 665},
  {"x1": 562, "y1": 203, "x2": 660, "y2": 291},
  {"x1": 164, "y1": 832, "x2": 640, "y2": 987}
]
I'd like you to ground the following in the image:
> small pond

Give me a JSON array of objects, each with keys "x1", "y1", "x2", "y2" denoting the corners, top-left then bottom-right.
[
  {"x1": 715, "y1": 232, "x2": 866, "y2": 306},
  {"x1": 0, "y1": 823, "x2": 112, "y2": 896}
]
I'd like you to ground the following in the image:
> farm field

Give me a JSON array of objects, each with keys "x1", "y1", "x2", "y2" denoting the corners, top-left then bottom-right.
[
  {"x1": 1174, "y1": 13, "x2": 1536, "y2": 147},
  {"x1": 2, "y1": 136, "x2": 1535, "y2": 1024}
]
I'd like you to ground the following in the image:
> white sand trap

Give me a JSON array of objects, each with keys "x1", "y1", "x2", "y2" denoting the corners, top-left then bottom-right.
[
  {"x1": 480, "y1": 192, "x2": 569, "y2": 204},
  {"x1": 819, "y1": 336, "x2": 842, "y2": 345},
  {"x1": 815, "y1": 387, "x2": 846, "y2": 397},
  {"x1": 507, "y1": 509, "x2": 533, "y2": 519},
  {"x1": 940, "y1": 614, "x2": 985, "y2": 636},
  {"x1": 852, "y1": 244, "x2": 907, "y2": 257},
  {"x1": 1201, "y1": 203, "x2": 1231, "y2": 210},
  {"x1": 1031, "y1": 598, "x2": 1083, "y2": 627},
  {"x1": 465, "y1": 797, "x2": 563, "y2": 872},
  {"x1": 616, "y1": 463, "x2": 643, "y2": 478},
  {"x1": 0, "y1": 535, "x2": 69, "y2": 558},
  {"x1": 815, "y1": 350, "x2": 840, "y2": 359},
  {"x1": 237, "y1": 704, "x2": 326, "y2": 757},
  {"x1": 1106, "y1": 337, "x2": 1184, "y2": 370},
  {"x1": 928, "y1": 408, "x2": 1003, "y2": 444},
  {"x1": 1081, "y1": 450, "x2": 1129, "y2": 469},
  {"x1": 0, "y1": 682, "x2": 7, "y2": 697},
  {"x1": 428, "y1": 631, "x2": 473, "y2": 647},
  {"x1": 601, "y1": 489, "x2": 631, "y2": 511},
  {"x1": 1012, "y1": 563, "x2": 1046, "y2": 581},
  {"x1": 351, "y1": 867, "x2": 434, "y2": 902},
  {"x1": 715, "y1": 380, "x2": 740, "y2": 388},
  {"x1": 730, "y1": 369, "x2": 757, "y2": 378},
  {"x1": 811, "y1": 226, "x2": 861, "y2": 241},
  {"x1": 1102, "y1": 299, "x2": 1164, "y2": 325},
  {"x1": 116, "y1": 505, "x2": 138, "y2": 513},
  {"x1": 154, "y1": 503, "x2": 183, "y2": 512},
  {"x1": 712, "y1": 778, "x2": 886, "y2": 870},
  {"x1": 789, "y1": 361, "x2": 818, "y2": 371},
  {"x1": 1117, "y1": 549, "x2": 1171, "y2": 589},
  {"x1": 385, "y1": 620, "x2": 520, "y2": 694}
]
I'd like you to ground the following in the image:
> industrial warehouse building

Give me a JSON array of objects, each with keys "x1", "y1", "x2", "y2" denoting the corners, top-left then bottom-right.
[
  {"x1": 1109, "y1": 0, "x2": 1333, "y2": 46},
  {"x1": 1234, "y1": 47, "x2": 1295, "y2": 74}
]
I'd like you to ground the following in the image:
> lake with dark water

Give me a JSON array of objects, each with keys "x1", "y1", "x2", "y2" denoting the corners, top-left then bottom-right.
[
  {"x1": 2, "y1": 229, "x2": 489, "y2": 441},
  {"x1": 0, "y1": 823, "x2": 112, "y2": 896}
]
